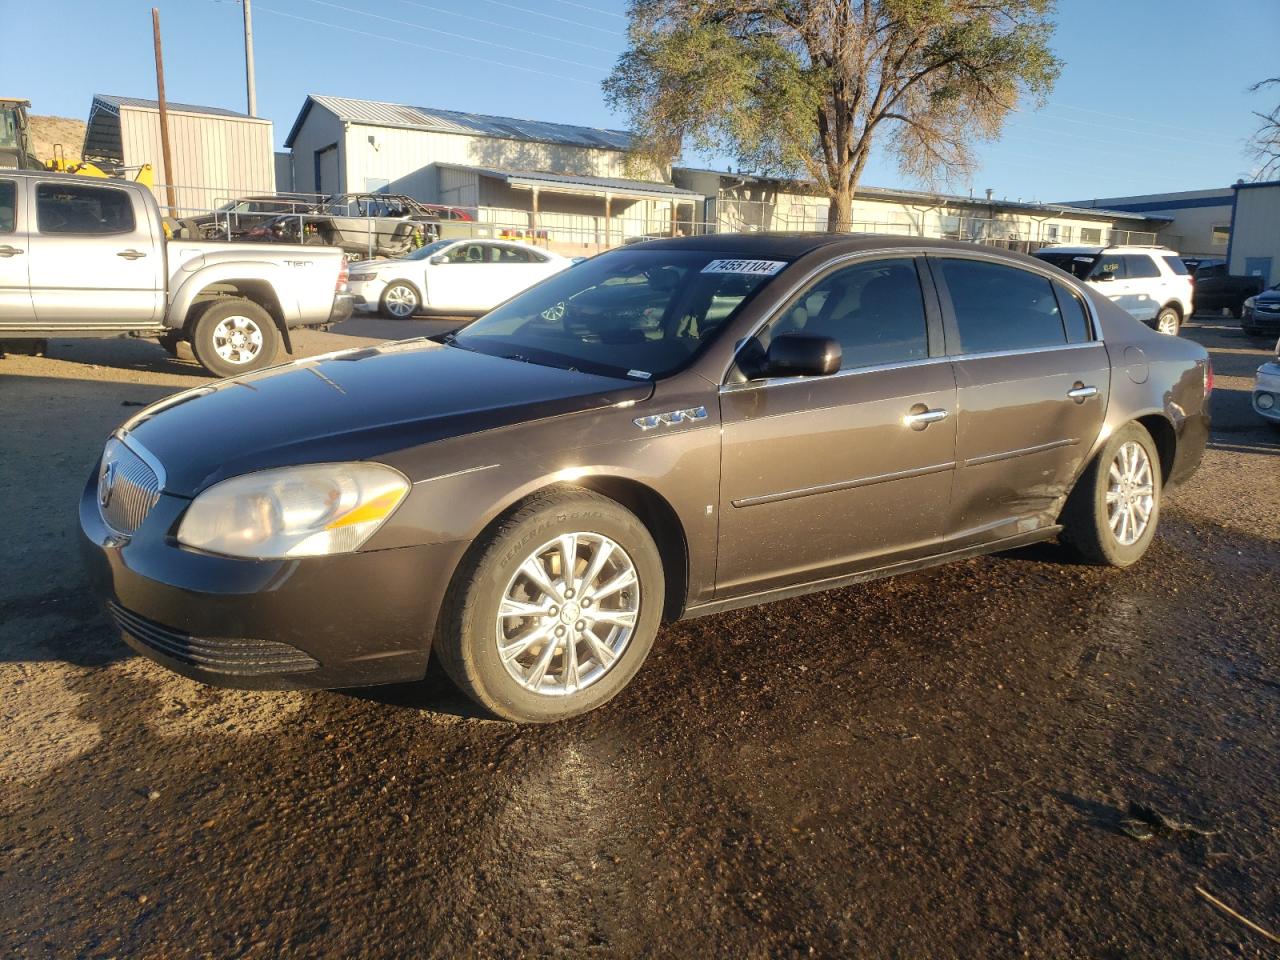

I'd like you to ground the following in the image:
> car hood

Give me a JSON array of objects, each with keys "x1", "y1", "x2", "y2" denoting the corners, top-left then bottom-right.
[{"x1": 121, "y1": 339, "x2": 652, "y2": 497}]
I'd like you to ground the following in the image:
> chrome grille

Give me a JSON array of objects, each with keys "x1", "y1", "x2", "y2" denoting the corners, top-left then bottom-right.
[{"x1": 98, "y1": 436, "x2": 162, "y2": 535}]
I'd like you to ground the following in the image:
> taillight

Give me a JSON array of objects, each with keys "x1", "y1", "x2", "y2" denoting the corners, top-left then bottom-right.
[
  {"x1": 1204, "y1": 358, "x2": 1214, "y2": 396},
  {"x1": 336, "y1": 260, "x2": 349, "y2": 293}
]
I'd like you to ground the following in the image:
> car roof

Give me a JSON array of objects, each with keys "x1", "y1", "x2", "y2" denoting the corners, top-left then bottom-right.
[
  {"x1": 1037, "y1": 244, "x2": 1177, "y2": 256},
  {"x1": 633, "y1": 232, "x2": 1063, "y2": 261}
]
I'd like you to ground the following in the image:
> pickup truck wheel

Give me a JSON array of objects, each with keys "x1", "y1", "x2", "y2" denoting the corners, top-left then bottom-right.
[
  {"x1": 1155, "y1": 306, "x2": 1181, "y2": 336},
  {"x1": 190, "y1": 299, "x2": 280, "y2": 378},
  {"x1": 1059, "y1": 422, "x2": 1162, "y2": 568},
  {"x1": 435, "y1": 487, "x2": 664, "y2": 723},
  {"x1": 380, "y1": 282, "x2": 420, "y2": 319}
]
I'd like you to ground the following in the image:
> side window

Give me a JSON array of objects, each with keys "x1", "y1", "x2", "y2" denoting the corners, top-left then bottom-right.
[
  {"x1": 1093, "y1": 255, "x2": 1125, "y2": 280},
  {"x1": 1123, "y1": 255, "x2": 1160, "y2": 279},
  {"x1": 36, "y1": 183, "x2": 135, "y2": 235},
  {"x1": 445, "y1": 243, "x2": 486, "y2": 264},
  {"x1": 939, "y1": 258, "x2": 1067, "y2": 354},
  {"x1": 0, "y1": 180, "x2": 15, "y2": 233},
  {"x1": 1161, "y1": 255, "x2": 1189, "y2": 276},
  {"x1": 1054, "y1": 283, "x2": 1092, "y2": 343},
  {"x1": 496, "y1": 246, "x2": 531, "y2": 263},
  {"x1": 767, "y1": 258, "x2": 928, "y2": 370}
]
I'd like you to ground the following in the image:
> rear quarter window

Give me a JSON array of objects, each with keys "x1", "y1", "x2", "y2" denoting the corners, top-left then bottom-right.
[
  {"x1": 1054, "y1": 283, "x2": 1093, "y2": 343},
  {"x1": 1161, "y1": 256, "x2": 1189, "y2": 276},
  {"x1": 1123, "y1": 255, "x2": 1161, "y2": 279}
]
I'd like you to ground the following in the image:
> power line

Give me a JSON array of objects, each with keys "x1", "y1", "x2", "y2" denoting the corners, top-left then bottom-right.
[
  {"x1": 473, "y1": 0, "x2": 623, "y2": 35},
  {"x1": 297, "y1": 0, "x2": 611, "y2": 70},
  {"x1": 254, "y1": 4, "x2": 599, "y2": 83},
  {"x1": 398, "y1": 0, "x2": 618, "y2": 54},
  {"x1": 544, "y1": 0, "x2": 627, "y2": 18},
  {"x1": 1032, "y1": 112, "x2": 1231, "y2": 149},
  {"x1": 1056, "y1": 104, "x2": 1238, "y2": 140}
]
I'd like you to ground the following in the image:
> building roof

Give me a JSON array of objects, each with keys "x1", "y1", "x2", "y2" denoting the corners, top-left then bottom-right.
[
  {"x1": 92, "y1": 94, "x2": 261, "y2": 120},
  {"x1": 674, "y1": 167, "x2": 1173, "y2": 223},
  {"x1": 442, "y1": 164, "x2": 701, "y2": 201},
  {"x1": 286, "y1": 95, "x2": 632, "y2": 151}
]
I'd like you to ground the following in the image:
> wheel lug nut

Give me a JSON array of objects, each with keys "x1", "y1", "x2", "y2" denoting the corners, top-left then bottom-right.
[
  {"x1": 575, "y1": 621, "x2": 586, "y2": 632},
  {"x1": 555, "y1": 626, "x2": 566, "y2": 637},
  {"x1": 582, "y1": 598, "x2": 591, "y2": 608},
  {"x1": 549, "y1": 606, "x2": 558, "y2": 616},
  {"x1": 564, "y1": 588, "x2": 575, "y2": 599}
]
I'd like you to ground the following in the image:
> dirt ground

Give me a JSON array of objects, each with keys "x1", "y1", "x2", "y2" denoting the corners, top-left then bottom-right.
[{"x1": 0, "y1": 315, "x2": 1277, "y2": 959}]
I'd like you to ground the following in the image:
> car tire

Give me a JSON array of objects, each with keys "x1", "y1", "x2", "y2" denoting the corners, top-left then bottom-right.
[
  {"x1": 434, "y1": 486, "x2": 664, "y2": 723},
  {"x1": 1155, "y1": 306, "x2": 1181, "y2": 336},
  {"x1": 189, "y1": 299, "x2": 281, "y2": 378},
  {"x1": 379, "y1": 282, "x2": 420, "y2": 320},
  {"x1": 1059, "y1": 422, "x2": 1162, "y2": 568}
]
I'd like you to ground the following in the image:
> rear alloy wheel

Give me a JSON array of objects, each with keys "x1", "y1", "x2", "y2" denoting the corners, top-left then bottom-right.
[
  {"x1": 189, "y1": 299, "x2": 280, "y2": 378},
  {"x1": 1155, "y1": 306, "x2": 1181, "y2": 336},
  {"x1": 1060, "y1": 422, "x2": 1162, "y2": 567},
  {"x1": 380, "y1": 281, "x2": 420, "y2": 320},
  {"x1": 435, "y1": 487, "x2": 664, "y2": 723}
]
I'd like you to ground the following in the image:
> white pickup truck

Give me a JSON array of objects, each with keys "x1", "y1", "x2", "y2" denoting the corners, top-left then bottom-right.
[{"x1": 0, "y1": 170, "x2": 353, "y2": 376}]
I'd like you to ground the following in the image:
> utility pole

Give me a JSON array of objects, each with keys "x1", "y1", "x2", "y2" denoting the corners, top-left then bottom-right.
[
  {"x1": 243, "y1": 0, "x2": 257, "y2": 117},
  {"x1": 151, "y1": 7, "x2": 178, "y2": 217}
]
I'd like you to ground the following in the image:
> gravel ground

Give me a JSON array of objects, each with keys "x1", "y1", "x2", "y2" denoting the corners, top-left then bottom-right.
[{"x1": 1, "y1": 316, "x2": 1277, "y2": 959}]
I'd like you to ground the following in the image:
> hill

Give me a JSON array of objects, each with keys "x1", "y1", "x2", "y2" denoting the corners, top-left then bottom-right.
[{"x1": 28, "y1": 115, "x2": 86, "y2": 164}]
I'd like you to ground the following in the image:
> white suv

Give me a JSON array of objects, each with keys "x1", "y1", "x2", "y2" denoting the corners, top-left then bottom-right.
[{"x1": 1034, "y1": 245, "x2": 1193, "y2": 336}]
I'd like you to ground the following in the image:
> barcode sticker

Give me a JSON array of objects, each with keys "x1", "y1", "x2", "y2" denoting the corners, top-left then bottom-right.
[{"x1": 700, "y1": 259, "x2": 787, "y2": 276}]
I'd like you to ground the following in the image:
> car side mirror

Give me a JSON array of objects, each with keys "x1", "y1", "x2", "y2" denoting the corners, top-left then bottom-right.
[
  {"x1": 765, "y1": 334, "x2": 842, "y2": 377},
  {"x1": 429, "y1": 255, "x2": 446, "y2": 265},
  {"x1": 1095, "y1": 271, "x2": 1115, "y2": 282}
]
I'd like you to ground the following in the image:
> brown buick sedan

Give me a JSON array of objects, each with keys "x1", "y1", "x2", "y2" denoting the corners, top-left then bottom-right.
[{"x1": 81, "y1": 234, "x2": 1211, "y2": 722}]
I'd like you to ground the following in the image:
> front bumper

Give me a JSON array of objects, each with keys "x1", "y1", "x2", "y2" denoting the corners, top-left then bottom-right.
[
  {"x1": 1244, "y1": 304, "x2": 1280, "y2": 335},
  {"x1": 79, "y1": 475, "x2": 466, "y2": 690},
  {"x1": 1253, "y1": 362, "x2": 1280, "y2": 423}
]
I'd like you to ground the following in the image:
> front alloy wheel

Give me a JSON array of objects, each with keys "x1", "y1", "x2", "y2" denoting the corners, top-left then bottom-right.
[
  {"x1": 435, "y1": 487, "x2": 664, "y2": 722},
  {"x1": 380, "y1": 282, "x2": 420, "y2": 319},
  {"x1": 496, "y1": 533, "x2": 640, "y2": 696}
]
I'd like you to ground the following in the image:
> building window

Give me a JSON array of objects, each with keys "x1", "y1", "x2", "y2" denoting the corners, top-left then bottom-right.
[
  {"x1": 1211, "y1": 225, "x2": 1230, "y2": 246},
  {"x1": 1080, "y1": 227, "x2": 1102, "y2": 244},
  {"x1": 1045, "y1": 224, "x2": 1060, "y2": 241}
]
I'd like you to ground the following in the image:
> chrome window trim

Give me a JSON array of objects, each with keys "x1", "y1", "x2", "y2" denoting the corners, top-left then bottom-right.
[
  {"x1": 719, "y1": 340, "x2": 1104, "y2": 394},
  {"x1": 720, "y1": 244, "x2": 1104, "y2": 387}
]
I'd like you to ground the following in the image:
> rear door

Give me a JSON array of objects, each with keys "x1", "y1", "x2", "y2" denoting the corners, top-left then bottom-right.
[
  {"x1": 0, "y1": 175, "x2": 35, "y2": 324},
  {"x1": 1120, "y1": 254, "x2": 1162, "y2": 323},
  {"x1": 27, "y1": 180, "x2": 162, "y2": 326},
  {"x1": 932, "y1": 255, "x2": 1109, "y2": 545},
  {"x1": 716, "y1": 256, "x2": 958, "y2": 595}
]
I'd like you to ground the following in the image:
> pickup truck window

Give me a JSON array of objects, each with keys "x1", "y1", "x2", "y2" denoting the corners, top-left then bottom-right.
[
  {"x1": 36, "y1": 183, "x2": 135, "y2": 235},
  {"x1": 0, "y1": 180, "x2": 14, "y2": 233}
]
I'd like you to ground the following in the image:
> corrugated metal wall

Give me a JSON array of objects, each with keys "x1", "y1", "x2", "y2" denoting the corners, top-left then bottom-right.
[
  {"x1": 120, "y1": 106, "x2": 275, "y2": 215},
  {"x1": 1229, "y1": 185, "x2": 1280, "y2": 278}
]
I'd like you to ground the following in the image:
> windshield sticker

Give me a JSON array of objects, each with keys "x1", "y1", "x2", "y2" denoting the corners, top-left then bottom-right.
[{"x1": 700, "y1": 259, "x2": 787, "y2": 276}]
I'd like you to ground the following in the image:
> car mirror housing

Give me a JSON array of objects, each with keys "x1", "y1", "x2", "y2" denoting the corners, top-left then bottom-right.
[
  {"x1": 765, "y1": 334, "x2": 842, "y2": 377},
  {"x1": 429, "y1": 255, "x2": 447, "y2": 265},
  {"x1": 1095, "y1": 272, "x2": 1115, "y2": 282}
]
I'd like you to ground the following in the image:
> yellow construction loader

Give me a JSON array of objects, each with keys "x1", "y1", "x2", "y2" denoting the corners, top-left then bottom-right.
[{"x1": 1, "y1": 97, "x2": 153, "y2": 186}]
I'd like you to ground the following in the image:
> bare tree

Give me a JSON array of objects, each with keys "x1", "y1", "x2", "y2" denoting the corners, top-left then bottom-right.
[
  {"x1": 1248, "y1": 77, "x2": 1280, "y2": 180},
  {"x1": 605, "y1": 0, "x2": 1061, "y2": 230}
]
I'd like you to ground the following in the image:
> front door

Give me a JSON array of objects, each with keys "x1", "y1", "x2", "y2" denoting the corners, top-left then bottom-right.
[
  {"x1": 27, "y1": 180, "x2": 162, "y2": 326},
  {"x1": 0, "y1": 176, "x2": 35, "y2": 325},
  {"x1": 931, "y1": 256, "x2": 1109, "y2": 543},
  {"x1": 716, "y1": 256, "x2": 958, "y2": 596}
]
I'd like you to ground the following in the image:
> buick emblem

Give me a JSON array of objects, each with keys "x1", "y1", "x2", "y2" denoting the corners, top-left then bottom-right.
[{"x1": 99, "y1": 459, "x2": 117, "y2": 509}]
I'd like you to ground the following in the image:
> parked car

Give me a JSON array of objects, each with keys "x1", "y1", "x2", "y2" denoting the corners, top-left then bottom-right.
[
  {"x1": 1242, "y1": 284, "x2": 1280, "y2": 339},
  {"x1": 178, "y1": 194, "x2": 319, "y2": 241},
  {"x1": 1196, "y1": 263, "x2": 1268, "y2": 320},
  {"x1": 81, "y1": 234, "x2": 1211, "y2": 722},
  {"x1": 0, "y1": 170, "x2": 352, "y2": 377},
  {"x1": 253, "y1": 193, "x2": 473, "y2": 261},
  {"x1": 1252, "y1": 337, "x2": 1280, "y2": 427},
  {"x1": 348, "y1": 239, "x2": 573, "y2": 318},
  {"x1": 1034, "y1": 245, "x2": 1192, "y2": 335}
]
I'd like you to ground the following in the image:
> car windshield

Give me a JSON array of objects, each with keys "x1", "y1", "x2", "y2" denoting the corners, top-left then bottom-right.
[
  {"x1": 1035, "y1": 251, "x2": 1097, "y2": 280},
  {"x1": 450, "y1": 249, "x2": 787, "y2": 379},
  {"x1": 402, "y1": 239, "x2": 455, "y2": 262}
]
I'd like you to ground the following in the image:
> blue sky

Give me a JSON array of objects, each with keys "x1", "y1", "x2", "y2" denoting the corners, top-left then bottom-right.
[{"x1": 3, "y1": 0, "x2": 1277, "y2": 201}]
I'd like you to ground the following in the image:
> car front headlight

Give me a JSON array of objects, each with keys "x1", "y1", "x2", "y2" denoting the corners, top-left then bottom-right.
[{"x1": 177, "y1": 463, "x2": 409, "y2": 559}]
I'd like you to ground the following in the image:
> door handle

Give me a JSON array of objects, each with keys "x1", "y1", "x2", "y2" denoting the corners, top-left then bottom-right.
[
  {"x1": 117, "y1": 249, "x2": 147, "y2": 260},
  {"x1": 903, "y1": 407, "x2": 949, "y2": 430},
  {"x1": 1067, "y1": 384, "x2": 1098, "y2": 402},
  {"x1": 0, "y1": 245, "x2": 23, "y2": 257}
]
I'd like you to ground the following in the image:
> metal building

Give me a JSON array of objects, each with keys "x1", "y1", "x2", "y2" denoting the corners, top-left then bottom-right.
[
  {"x1": 1227, "y1": 180, "x2": 1280, "y2": 286},
  {"x1": 83, "y1": 94, "x2": 275, "y2": 216}
]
